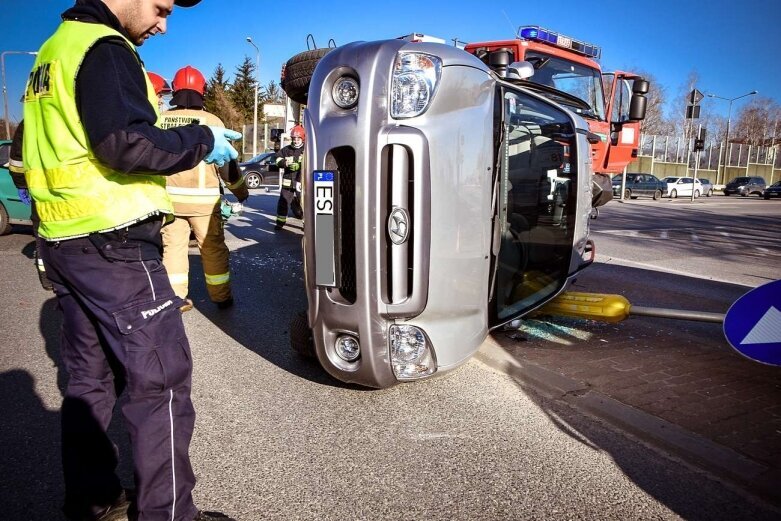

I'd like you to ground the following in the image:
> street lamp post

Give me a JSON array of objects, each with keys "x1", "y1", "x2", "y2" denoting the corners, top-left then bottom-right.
[
  {"x1": 2, "y1": 51, "x2": 38, "y2": 139},
  {"x1": 246, "y1": 37, "x2": 260, "y2": 157},
  {"x1": 706, "y1": 90, "x2": 757, "y2": 184}
]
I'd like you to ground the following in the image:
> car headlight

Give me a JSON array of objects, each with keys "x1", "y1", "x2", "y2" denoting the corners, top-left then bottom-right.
[
  {"x1": 391, "y1": 52, "x2": 442, "y2": 119},
  {"x1": 332, "y1": 76, "x2": 359, "y2": 109},
  {"x1": 239, "y1": 165, "x2": 246, "y2": 172},
  {"x1": 389, "y1": 324, "x2": 436, "y2": 380}
]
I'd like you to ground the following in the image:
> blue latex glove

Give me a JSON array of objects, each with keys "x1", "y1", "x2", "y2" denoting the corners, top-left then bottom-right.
[
  {"x1": 205, "y1": 127, "x2": 242, "y2": 167},
  {"x1": 18, "y1": 188, "x2": 32, "y2": 206}
]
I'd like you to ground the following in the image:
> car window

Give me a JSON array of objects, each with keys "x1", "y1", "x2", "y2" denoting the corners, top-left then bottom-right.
[
  {"x1": 0, "y1": 143, "x2": 10, "y2": 166},
  {"x1": 492, "y1": 87, "x2": 579, "y2": 327}
]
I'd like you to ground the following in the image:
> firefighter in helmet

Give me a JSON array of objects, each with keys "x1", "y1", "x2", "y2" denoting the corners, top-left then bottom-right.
[
  {"x1": 147, "y1": 71, "x2": 171, "y2": 111},
  {"x1": 159, "y1": 65, "x2": 249, "y2": 310},
  {"x1": 273, "y1": 125, "x2": 305, "y2": 230}
]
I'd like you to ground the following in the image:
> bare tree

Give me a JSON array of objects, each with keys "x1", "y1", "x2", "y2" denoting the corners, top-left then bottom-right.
[
  {"x1": 732, "y1": 97, "x2": 781, "y2": 146},
  {"x1": 631, "y1": 70, "x2": 672, "y2": 135}
]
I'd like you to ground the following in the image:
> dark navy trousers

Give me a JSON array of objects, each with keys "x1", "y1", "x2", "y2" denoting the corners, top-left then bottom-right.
[{"x1": 40, "y1": 235, "x2": 199, "y2": 521}]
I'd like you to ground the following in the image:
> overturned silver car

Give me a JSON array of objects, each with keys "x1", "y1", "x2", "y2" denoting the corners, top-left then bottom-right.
[{"x1": 289, "y1": 39, "x2": 597, "y2": 388}]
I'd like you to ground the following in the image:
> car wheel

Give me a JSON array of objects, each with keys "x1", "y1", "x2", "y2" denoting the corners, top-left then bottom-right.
[
  {"x1": 764, "y1": 194, "x2": 770, "y2": 200},
  {"x1": 623, "y1": 189, "x2": 631, "y2": 200},
  {"x1": 290, "y1": 311, "x2": 316, "y2": 359},
  {"x1": 0, "y1": 202, "x2": 11, "y2": 236},
  {"x1": 245, "y1": 172, "x2": 262, "y2": 189},
  {"x1": 653, "y1": 189, "x2": 661, "y2": 200},
  {"x1": 707, "y1": 189, "x2": 713, "y2": 197},
  {"x1": 694, "y1": 190, "x2": 700, "y2": 198},
  {"x1": 281, "y1": 48, "x2": 334, "y2": 105},
  {"x1": 741, "y1": 191, "x2": 747, "y2": 197},
  {"x1": 670, "y1": 188, "x2": 677, "y2": 199}
]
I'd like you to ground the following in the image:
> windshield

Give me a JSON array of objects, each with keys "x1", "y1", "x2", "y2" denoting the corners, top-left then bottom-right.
[
  {"x1": 524, "y1": 51, "x2": 605, "y2": 120},
  {"x1": 491, "y1": 88, "x2": 579, "y2": 327},
  {"x1": 730, "y1": 177, "x2": 751, "y2": 183},
  {"x1": 662, "y1": 177, "x2": 679, "y2": 183}
]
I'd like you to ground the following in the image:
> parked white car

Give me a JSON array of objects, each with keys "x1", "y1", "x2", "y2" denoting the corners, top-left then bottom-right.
[{"x1": 662, "y1": 176, "x2": 702, "y2": 198}]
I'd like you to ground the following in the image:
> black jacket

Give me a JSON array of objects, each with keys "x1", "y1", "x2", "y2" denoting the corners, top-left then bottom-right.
[
  {"x1": 55, "y1": 0, "x2": 216, "y2": 252},
  {"x1": 274, "y1": 145, "x2": 304, "y2": 189},
  {"x1": 64, "y1": 0, "x2": 214, "y2": 175}
]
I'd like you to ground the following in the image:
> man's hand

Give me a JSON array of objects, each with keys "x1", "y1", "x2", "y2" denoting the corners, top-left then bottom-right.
[
  {"x1": 288, "y1": 162, "x2": 301, "y2": 172},
  {"x1": 205, "y1": 127, "x2": 242, "y2": 167}
]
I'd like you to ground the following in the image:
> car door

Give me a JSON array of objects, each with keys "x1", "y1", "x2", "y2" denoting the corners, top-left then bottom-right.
[{"x1": 490, "y1": 87, "x2": 584, "y2": 329}]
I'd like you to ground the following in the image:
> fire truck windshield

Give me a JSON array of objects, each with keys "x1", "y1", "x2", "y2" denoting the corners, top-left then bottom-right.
[{"x1": 525, "y1": 51, "x2": 605, "y2": 121}]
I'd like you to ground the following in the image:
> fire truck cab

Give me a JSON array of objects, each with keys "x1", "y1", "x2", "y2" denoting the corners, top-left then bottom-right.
[{"x1": 465, "y1": 26, "x2": 649, "y2": 175}]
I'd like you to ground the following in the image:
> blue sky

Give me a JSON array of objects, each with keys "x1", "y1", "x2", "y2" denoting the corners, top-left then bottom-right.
[{"x1": 2, "y1": 0, "x2": 779, "y2": 124}]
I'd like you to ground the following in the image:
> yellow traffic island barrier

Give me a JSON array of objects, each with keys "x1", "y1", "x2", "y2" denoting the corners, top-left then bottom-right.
[{"x1": 535, "y1": 291, "x2": 726, "y2": 324}]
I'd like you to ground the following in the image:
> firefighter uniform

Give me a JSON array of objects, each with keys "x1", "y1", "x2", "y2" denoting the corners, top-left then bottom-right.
[
  {"x1": 159, "y1": 107, "x2": 248, "y2": 306},
  {"x1": 273, "y1": 142, "x2": 304, "y2": 229},
  {"x1": 21, "y1": 1, "x2": 230, "y2": 519}
]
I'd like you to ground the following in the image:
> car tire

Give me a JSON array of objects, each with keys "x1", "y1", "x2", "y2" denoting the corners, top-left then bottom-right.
[
  {"x1": 245, "y1": 172, "x2": 263, "y2": 189},
  {"x1": 653, "y1": 189, "x2": 661, "y2": 200},
  {"x1": 623, "y1": 189, "x2": 631, "y2": 200},
  {"x1": 290, "y1": 310, "x2": 316, "y2": 359},
  {"x1": 670, "y1": 188, "x2": 677, "y2": 199},
  {"x1": 764, "y1": 194, "x2": 770, "y2": 200},
  {"x1": 0, "y1": 202, "x2": 11, "y2": 236},
  {"x1": 281, "y1": 48, "x2": 334, "y2": 105},
  {"x1": 707, "y1": 189, "x2": 713, "y2": 197},
  {"x1": 694, "y1": 190, "x2": 700, "y2": 198}
]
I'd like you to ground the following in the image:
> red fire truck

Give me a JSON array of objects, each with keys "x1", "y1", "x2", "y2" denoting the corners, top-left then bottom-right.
[{"x1": 464, "y1": 26, "x2": 648, "y2": 176}]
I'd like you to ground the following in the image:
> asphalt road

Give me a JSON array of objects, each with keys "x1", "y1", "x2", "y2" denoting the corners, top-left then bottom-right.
[{"x1": 1, "y1": 191, "x2": 779, "y2": 520}]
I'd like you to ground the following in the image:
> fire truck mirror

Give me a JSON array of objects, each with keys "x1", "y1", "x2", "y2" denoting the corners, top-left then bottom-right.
[
  {"x1": 632, "y1": 79, "x2": 650, "y2": 95},
  {"x1": 507, "y1": 61, "x2": 535, "y2": 80},
  {"x1": 628, "y1": 94, "x2": 648, "y2": 122}
]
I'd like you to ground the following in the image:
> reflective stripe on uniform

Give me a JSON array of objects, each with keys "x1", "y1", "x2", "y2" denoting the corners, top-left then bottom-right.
[
  {"x1": 204, "y1": 272, "x2": 230, "y2": 286},
  {"x1": 167, "y1": 272, "x2": 189, "y2": 285},
  {"x1": 166, "y1": 186, "x2": 221, "y2": 196},
  {"x1": 168, "y1": 194, "x2": 220, "y2": 205}
]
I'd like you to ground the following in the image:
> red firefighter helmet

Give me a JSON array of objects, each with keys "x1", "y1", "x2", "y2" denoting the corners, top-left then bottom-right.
[
  {"x1": 172, "y1": 65, "x2": 206, "y2": 95},
  {"x1": 147, "y1": 72, "x2": 171, "y2": 96},
  {"x1": 290, "y1": 125, "x2": 305, "y2": 148}
]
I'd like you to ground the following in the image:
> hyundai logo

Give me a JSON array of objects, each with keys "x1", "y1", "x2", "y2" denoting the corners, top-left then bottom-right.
[{"x1": 388, "y1": 207, "x2": 410, "y2": 245}]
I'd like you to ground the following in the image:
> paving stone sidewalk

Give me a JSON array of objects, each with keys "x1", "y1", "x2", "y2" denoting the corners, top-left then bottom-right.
[{"x1": 482, "y1": 263, "x2": 781, "y2": 505}]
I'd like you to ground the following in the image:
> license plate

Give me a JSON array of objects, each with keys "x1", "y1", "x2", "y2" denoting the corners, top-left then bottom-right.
[{"x1": 313, "y1": 170, "x2": 336, "y2": 286}]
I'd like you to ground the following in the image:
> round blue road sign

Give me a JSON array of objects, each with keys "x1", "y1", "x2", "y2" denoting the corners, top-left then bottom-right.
[{"x1": 724, "y1": 280, "x2": 781, "y2": 366}]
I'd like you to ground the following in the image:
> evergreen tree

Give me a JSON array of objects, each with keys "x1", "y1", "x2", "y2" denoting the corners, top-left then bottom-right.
[
  {"x1": 204, "y1": 63, "x2": 230, "y2": 115},
  {"x1": 261, "y1": 80, "x2": 284, "y2": 104},
  {"x1": 229, "y1": 56, "x2": 257, "y2": 123}
]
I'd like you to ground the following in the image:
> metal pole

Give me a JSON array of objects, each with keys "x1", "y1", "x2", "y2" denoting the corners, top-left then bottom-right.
[
  {"x1": 707, "y1": 90, "x2": 757, "y2": 185},
  {"x1": 2, "y1": 51, "x2": 38, "y2": 140},
  {"x1": 246, "y1": 37, "x2": 260, "y2": 158}
]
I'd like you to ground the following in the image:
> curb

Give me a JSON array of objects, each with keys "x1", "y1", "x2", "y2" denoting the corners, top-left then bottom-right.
[{"x1": 475, "y1": 338, "x2": 781, "y2": 508}]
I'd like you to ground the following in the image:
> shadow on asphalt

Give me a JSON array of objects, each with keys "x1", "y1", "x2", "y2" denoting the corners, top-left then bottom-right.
[
  {"x1": 487, "y1": 262, "x2": 780, "y2": 518},
  {"x1": 186, "y1": 194, "x2": 364, "y2": 391}
]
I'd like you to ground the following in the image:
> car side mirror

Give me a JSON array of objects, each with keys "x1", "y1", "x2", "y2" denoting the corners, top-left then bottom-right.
[{"x1": 507, "y1": 61, "x2": 535, "y2": 80}]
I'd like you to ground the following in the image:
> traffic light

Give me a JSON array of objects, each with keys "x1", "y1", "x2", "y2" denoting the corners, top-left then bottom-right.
[{"x1": 694, "y1": 127, "x2": 706, "y2": 151}]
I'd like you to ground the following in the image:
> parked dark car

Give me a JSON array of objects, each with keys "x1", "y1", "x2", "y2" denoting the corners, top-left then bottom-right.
[
  {"x1": 763, "y1": 181, "x2": 781, "y2": 200},
  {"x1": 723, "y1": 176, "x2": 766, "y2": 197},
  {"x1": 612, "y1": 173, "x2": 667, "y2": 200},
  {"x1": 698, "y1": 177, "x2": 714, "y2": 197},
  {"x1": 239, "y1": 152, "x2": 280, "y2": 189},
  {"x1": 0, "y1": 139, "x2": 32, "y2": 235}
]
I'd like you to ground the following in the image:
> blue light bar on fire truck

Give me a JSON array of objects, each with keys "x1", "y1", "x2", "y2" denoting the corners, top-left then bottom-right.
[{"x1": 518, "y1": 26, "x2": 601, "y2": 60}]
